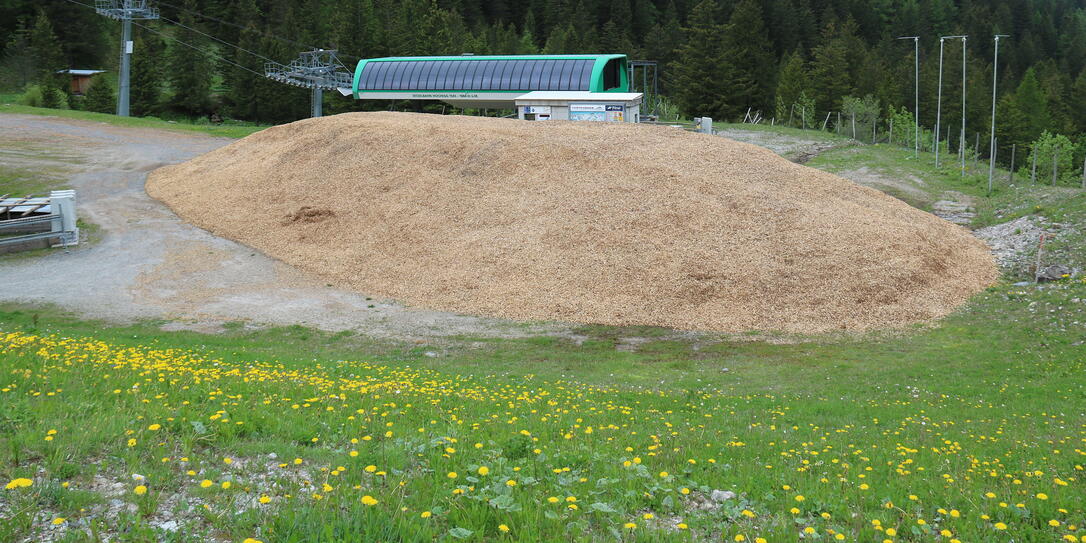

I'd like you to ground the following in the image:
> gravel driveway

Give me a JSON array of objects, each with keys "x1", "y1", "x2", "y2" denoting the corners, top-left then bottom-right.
[{"x1": 0, "y1": 114, "x2": 558, "y2": 339}]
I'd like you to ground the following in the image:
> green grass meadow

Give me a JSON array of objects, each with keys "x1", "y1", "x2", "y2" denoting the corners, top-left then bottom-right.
[{"x1": 2, "y1": 116, "x2": 1086, "y2": 542}]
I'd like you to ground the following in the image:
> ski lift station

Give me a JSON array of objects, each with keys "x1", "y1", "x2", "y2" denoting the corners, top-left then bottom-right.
[{"x1": 351, "y1": 54, "x2": 644, "y2": 122}]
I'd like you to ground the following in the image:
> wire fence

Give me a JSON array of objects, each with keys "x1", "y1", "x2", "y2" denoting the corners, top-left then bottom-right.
[{"x1": 729, "y1": 106, "x2": 1086, "y2": 192}]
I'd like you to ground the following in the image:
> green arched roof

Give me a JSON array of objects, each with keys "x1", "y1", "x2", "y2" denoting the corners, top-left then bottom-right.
[{"x1": 352, "y1": 55, "x2": 628, "y2": 98}]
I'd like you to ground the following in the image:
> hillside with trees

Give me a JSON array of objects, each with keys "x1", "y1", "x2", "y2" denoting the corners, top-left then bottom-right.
[{"x1": 2, "y1": 0, "x2": 1085, "y2": 166}]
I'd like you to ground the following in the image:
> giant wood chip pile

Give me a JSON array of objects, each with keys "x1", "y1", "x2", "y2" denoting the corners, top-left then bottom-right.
[{"x1": 147, "y1": 112, "x2": 997, "y2": 333}]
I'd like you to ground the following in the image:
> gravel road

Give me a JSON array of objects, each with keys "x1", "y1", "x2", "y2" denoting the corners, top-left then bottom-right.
[{"x1": 0, "y1": 114, "x2": 558, "y2": 339}]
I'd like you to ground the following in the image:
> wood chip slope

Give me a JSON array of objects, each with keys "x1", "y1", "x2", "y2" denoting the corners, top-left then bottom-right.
[{"x1": 147, "y1": 112, "x2": 997, "y2": 333}]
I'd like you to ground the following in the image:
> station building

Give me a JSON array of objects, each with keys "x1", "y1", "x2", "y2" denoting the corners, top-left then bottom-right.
[{"x1": 351, "y1": 54, "x2": 643, "y2": 123}]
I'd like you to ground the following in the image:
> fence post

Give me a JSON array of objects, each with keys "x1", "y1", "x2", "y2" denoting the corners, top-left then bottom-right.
[
  {"x1": 851, "y1": 113, "x2": 856, "y2": 139},
  {"x1": 1031, "y1": 149, "x2": 1037, "y2": 184},
  {"x1": 888, "y1": 118, "x2": 893, "y2": 144},
  {"x1": 801, "y1": 107, "x2": 806, "y2": 130},
  {"x1": 973, "y1": 133, "x2": 980, "y2": 170},
  {"x1": 1052, "y1": 150, "x2": 1058, "y2": 186},
  {"x1": 1008, "y1": 144, "x2": 1015, "y2": 183},
  {"x1": 821, "y1": 111, "x2": 831, "y2": 131},
  {"x1": 1082, "y1": 153, "x2": 1086, "y2": 189},
  {"x1": 836, "y1": 112, "x2": 841, "y2": 135},
  {"x1": 789, "y1": 104, "x2": 795, "y2": 127},
  {"x1": 987, "y1": 139, "x2": 996, "y2": 196}
]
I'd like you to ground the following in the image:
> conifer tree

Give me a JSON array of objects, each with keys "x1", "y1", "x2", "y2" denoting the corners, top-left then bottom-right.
[
  {"x1": 670, "y1": 0, "x2": 729, "y2": 118},
  {"x1": 1013, "y1": 67, "x2": 1052, "y2": 142},
  {"x1": 1, "y1": 19, "x2": 36, "y2": 90},
  {"x1": 720, "y1": 0, "x2": 775, "y2": 117},
  {"x1": 28, "y1": 9, "x2": 64, "y2": 84},
  {"x1": 166, "y1": 0, "x2": 212, "y2": 116},
  {"x1": 83, "y1": 76, "x2": 115, "y2": 113},
  {"x1": 774, "y1": 50, "x2": 806, "y2": 120},
  {"x1": 130, "y1": 33, "x2": 164, "y2": 117},
  {"x1": 808, "y1": 21, "x2": 851, "y2": 112}
]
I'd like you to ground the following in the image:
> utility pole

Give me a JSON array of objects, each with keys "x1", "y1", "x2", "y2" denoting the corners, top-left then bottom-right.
[
  {"x1": 95, "y1": 1, "x2": 159, "y2": 117},
  {"x1": 987, "y1": 34, "x2": 1009, "y2": 196},
  {"x1": 264, "y1": 49, "x2": 353, "y2": 118},
  {"x1": 960, "y1": 36, "x2": 968, "y2": 176},
  {"x1": 898, "y1": 36, "x2": 920, "y2": 158},
  {"x1": 937, "y1": 36, "x2": 965, "y2": 169}
]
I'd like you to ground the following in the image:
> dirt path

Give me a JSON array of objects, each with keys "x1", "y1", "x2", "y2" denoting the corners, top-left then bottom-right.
[{"x1": 0, "y1": 114, "x2": 562, "y2": 339}]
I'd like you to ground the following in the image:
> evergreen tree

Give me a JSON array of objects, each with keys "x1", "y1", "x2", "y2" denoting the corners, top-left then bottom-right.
[
  {"x1": 1012, "y1": 67, "x2": 1052, "y2": 142},
  {"x1": 1071, "y1": 69, "x2": 1086, "y2": 135},
  {"x1": 28, "y1": 9, "x2": 64, "y2": 84},
  {"x1": 166, "y1": 0, "x2": 212, "y2": 116},
  {"x1": 719, "y1": 0, "x2": 775, "y2": 117},
  {"x1": 130, "y1": 33, "x2": 164, "y2": 117},
  {"x1": 83, "y1": 76, "x2": 115, "y2": 113},
  {"x1": 808, "y1": 21, "x2": 851, "y2": 112},
  {"x1": 0, "y1": 19, "x2": 36, "y2": 90},
  {"x1": 542, "y1": 23, "x2": 576, "y2": 54},
  {"x1": 774, "y1": 50, "x2": 807, "y2": 121},
  {"x1": 670, "y1": 0, "x2": 729, "y2": 118}
]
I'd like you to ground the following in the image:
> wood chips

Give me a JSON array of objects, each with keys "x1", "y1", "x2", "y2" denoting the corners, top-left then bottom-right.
[{"x1": 147, "y1": 112, "x2": 997, "y2": 333}]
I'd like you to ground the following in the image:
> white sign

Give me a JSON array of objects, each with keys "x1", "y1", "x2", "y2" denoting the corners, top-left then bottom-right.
[
  {"x1": 524, "y1": 106, "x2": 551, "y2": 114},
  {"x1": 125, "y1": 40, "x2": 133, "y2": 54},
  {"x1": 570, "y1": 104, "x2": 606, "y2": 112}
]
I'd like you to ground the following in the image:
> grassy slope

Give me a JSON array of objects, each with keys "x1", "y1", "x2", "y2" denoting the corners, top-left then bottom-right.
[
  {"x1": 0, "y1": 104, "x2": 268, "y2": 139},
  {"x1": 2, "y1": 122, "x2": 1085, "y2": 543}
]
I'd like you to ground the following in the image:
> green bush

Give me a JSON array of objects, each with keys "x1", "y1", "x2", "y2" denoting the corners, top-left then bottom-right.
[
  {"x1": 18, "y1": 84, "x2": 44, "y2": 107},
  {"x1": 83, "y1": 77, "x2": 115, "y2": 114},
  {"x1": 39, "y1": 83, "x2": 68, "y2": 109},
  {"x1": 1027, "y1": 131, "x2": 1078, "y2": 185}
]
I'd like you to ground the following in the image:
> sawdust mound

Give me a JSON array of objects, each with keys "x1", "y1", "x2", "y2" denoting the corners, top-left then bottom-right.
[{"x1": 147, "y1": 112, "x2": 997, "y2": 333}]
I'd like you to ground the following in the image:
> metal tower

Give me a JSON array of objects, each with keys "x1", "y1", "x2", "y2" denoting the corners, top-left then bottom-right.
[
  {"x1": 95, "y1": 0, "x2": 159, "y2": 117},
  {"x1": 627, "y1": 60, "x2": 659, "y2": 118},
  {"x1": 265, "y1": 50, "x2": 353, "y2": 118}
]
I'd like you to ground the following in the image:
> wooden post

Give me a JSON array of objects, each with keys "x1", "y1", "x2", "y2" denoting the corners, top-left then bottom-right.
[
  {"x1": 889, "y1": 118, "x2": 893, "y2": 144},
  {"x1": 1052, "y1": 150, "x2": 1059, "y2": 186},
  {"x1": 1031, "y1": 149, "x2": 1037, "y2": 184},
  {"x1": 836, "y1": 112, "x2": 841, "y2": 134},
  {"x1": 821, "y1": 111, "x2": 831, "y2": 131},
  {"x1": 851, "y1": 113, "x2": 856, "y2": 139},
  {"x1": 1034, "y1": 234, "x2": 1046, "y2": 283},
  {"x1": 1008, "y1": 144, "x2": 1015, "y2": 183},
  {"x1": 801, "y1": 106, "x2": 806, "y2": 130},
  {"x1": 1077, "y1": 154, "x2": 1086, "y2": 190},
  {"x1": 973, "y1": 133, "x2": 980, "y2": 170}
]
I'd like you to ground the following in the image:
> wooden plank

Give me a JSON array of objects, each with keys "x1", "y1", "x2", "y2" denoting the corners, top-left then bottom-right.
[
  {"x1": 18, "y1": 203, "x2": 49, "y2": 217},
  {"x1": 0, "y1": 197, "x2": 30, "y2": 215}
]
